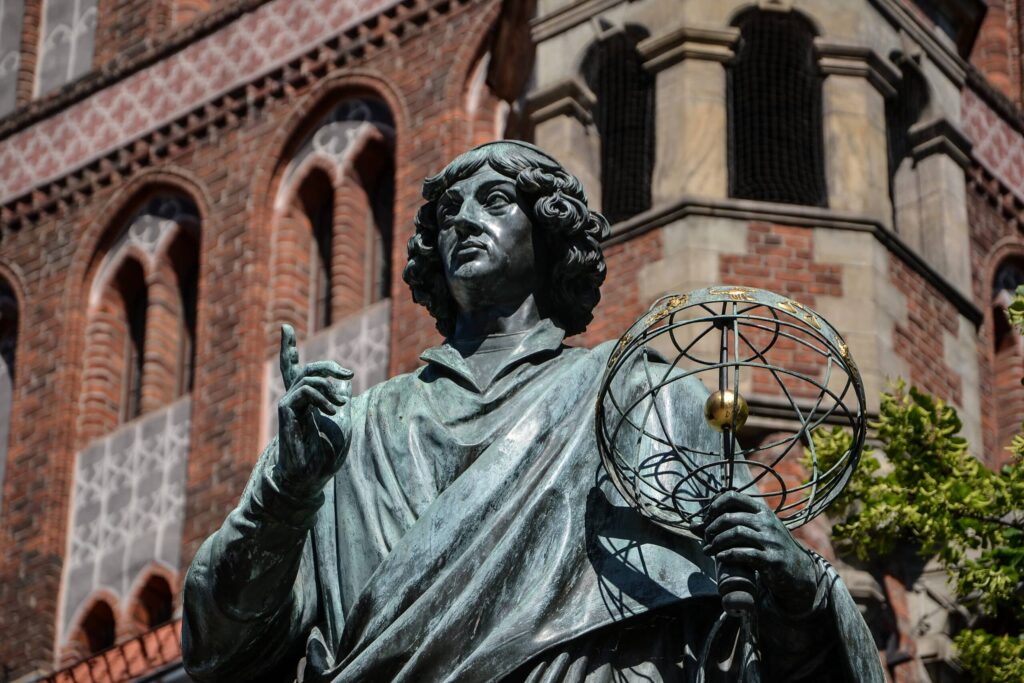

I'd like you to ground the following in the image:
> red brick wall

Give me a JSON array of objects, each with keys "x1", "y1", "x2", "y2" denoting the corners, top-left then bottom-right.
[
  {"x1": 721, "y1": 223, "x2": 843, "y2": 400},
  {"x1": 971, "y1": 0, "x2": 1021, "y2": 104},
  {"x1": 94, "y1": 0, "x2": 173, "y2": 70},
  {"x1": 0, "y1": 1, "x2": 508, "y2": 674}
]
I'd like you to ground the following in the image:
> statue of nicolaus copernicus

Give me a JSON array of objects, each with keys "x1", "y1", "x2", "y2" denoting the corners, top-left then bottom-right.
[{"x1": 181, "y1": 141, "x2": 885, "y2": 682}]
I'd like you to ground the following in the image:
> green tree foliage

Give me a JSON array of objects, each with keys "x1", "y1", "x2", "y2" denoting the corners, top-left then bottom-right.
[{"x1": 810, "y1": 286, "x2": 1024, "y2": 682}]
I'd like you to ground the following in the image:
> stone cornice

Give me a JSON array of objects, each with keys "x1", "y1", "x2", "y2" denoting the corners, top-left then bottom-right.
[
  {"x1": 604, "y1": 195, "x2": 983, "y2": 326},
  {"x1": 637, "y1": 26, "x2": 740, "y2": 72},
  {"x1": 815, "y1": 41, "x2": 900, "y2": 98},
  {"x1": 867, "y1": 0, "x2": 967, "y2": 86},
  {"x1": 524, "y1": 77, "x2": 596, "y2": 126},
  {"x1": 529, "y1": 0, "x2": 622, "y2": 43},
  {"x1": 0, "y1": 0, "x2": 475, "y2": 230},
  {"x1": 909, "y1": 117, "x2": 973, "y2": 168}
]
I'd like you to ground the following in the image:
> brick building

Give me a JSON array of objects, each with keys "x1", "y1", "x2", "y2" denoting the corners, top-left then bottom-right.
[{"x1": 0, "y1": 0, "x2": 1021, "y2": 680}]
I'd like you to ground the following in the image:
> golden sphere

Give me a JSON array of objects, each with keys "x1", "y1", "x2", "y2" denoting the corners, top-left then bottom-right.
[{"x1": 703, "y1": 390, "x2": 749, "y2": 432}]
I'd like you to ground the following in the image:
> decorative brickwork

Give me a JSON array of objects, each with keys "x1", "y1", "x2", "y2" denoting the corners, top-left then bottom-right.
[
  {"x1": 0, "y1": 0, "x2": 399, "y2": 204},
  {"x1": 964, "y1": 87, "x2": 1024, "y2": 201}
]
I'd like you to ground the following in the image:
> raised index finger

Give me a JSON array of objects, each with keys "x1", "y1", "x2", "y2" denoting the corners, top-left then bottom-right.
[{"x1": 280, "y1": 324, "x2": 300, "y2": 390}]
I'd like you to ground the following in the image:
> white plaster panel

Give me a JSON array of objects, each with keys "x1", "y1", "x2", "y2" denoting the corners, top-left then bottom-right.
[
  {"x1": 61, "y1": 397, "x2": 192, "y2": 642},
  {"x1": 0, "y1": 0, "x2": 25, "y2": 116}
]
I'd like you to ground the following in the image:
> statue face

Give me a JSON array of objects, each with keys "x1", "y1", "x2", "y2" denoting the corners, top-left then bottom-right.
[{"x1": 436, "y1": 165, "x2": 536, "y2": 310}]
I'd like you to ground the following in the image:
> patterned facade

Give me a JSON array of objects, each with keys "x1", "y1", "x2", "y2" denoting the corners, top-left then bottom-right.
[{"x1": 0, "y1": 0, "x2": 1020, "y2": 681}]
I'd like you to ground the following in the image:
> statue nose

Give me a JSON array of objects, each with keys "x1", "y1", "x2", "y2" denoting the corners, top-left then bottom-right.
[{"x1": 452, "y1": 207, "x2": 484, "y2": 236}]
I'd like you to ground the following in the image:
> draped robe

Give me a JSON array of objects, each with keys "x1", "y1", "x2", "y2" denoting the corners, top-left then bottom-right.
[{"x1": 182, "y1": 320, "x2": 884, "y2": 682}]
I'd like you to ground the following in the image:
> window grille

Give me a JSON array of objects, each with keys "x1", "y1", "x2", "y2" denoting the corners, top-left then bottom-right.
[
  {"x1": 583, "y1": 28, "x2": 654, "y2": 224},
  {"x1": 729, "y1": 11, "x2": 826, "y2": 206}
]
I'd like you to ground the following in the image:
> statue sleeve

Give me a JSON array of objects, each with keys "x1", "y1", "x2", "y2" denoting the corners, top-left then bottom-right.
[
  {"x1": 181, "y1": 436, "x2": 321, "y2": 682},
  {"x1": 756, "y1": 553, "x2": 886, "y2": 682}
]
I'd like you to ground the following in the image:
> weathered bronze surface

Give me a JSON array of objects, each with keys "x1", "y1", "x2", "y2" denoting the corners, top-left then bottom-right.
[{"x1": 181, "y1": 141, "x2": 884, "y2": 682}]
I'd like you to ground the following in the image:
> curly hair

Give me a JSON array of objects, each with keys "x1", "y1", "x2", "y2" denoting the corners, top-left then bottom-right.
[{"x1": 403, "y1": 141, "x2": 611, "y2": 337}]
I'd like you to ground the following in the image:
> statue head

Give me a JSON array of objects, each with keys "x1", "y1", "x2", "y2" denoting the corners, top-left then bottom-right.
[{"x1": 403, "y1": 141, "x2": 610, "y2": 337}]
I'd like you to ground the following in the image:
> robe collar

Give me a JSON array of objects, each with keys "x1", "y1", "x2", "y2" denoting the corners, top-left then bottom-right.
[{"x1": 419, "y1": 318, "x2": 567, "y2": 392}]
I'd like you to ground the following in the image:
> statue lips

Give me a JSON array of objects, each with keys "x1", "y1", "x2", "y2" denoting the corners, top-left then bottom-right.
[{"x1": 453, "y1": 238, "x2": 488, "y2": 261}]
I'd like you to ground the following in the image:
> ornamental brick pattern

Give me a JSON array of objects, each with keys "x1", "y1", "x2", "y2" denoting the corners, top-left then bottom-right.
[{"x1": 0, "y1": 0, "x2": 394, "y2": 203}]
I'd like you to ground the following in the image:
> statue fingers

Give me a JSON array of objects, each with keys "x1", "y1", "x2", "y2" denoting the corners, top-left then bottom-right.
[
  {"x1": 282, "y1": 384, "x2": 338, "y2": 416},
  {"x1": 702, "y1": 510, "x2": 762, "y2": 540},
  {"x1": 702, "y1": 525, "x2": 766, "y2": 556},
  {"x1": 713, "y1": 547, "x2": 768, "y2": 568},
  {"x1": 279, "y1": 324, "x2": 301, "y2": 390},
  {"x1": 288, "y1": 376, "x2": 346, "y2": 406},
  {"x1": 706, "y1": 490, "x2": 762, "y2": 518}
]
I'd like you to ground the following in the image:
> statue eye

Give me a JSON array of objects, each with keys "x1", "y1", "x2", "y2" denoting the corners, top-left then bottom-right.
[{"x1": 484, "y1": 190, "x2": 512, "y2": 208}]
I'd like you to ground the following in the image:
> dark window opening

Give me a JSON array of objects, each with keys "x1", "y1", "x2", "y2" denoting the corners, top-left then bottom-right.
[
  {"x1": 167, "y1": 230, "x2": 199, "y2": 397},
  {"x1": 81, "y1": 600, "x2": 116, "y2": 654},
  {"x1": 582, "y1": 27, "x2": 655, "y2": 224},
  {"x1": 0, "y1": 283, "x2": 17, "y2": 384},
  {"x1": 300, "y1": 172, "x2": 335, "y2": 332},
  {"x1": 137, "y1": 576, "x2": 173, "y2": 628},
  {"x1": 369, "y1": 162, "x2": 394, "y2": 302},
  {"x1": 993, "y1": 262, "x2": 1024, "y2": 352},
  {"x1": 729, "y1": 10, "x2": 826, "y2": 206},
  {"x1": 119, "y1": 260, "x2": 147, "y2": 422}
]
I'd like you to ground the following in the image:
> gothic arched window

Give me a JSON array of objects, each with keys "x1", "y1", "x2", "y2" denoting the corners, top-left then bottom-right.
[
  {"x1": 729, "y1": 10, "x2": 826, "y2": 206},
  {"x1": 582, "y1": 26, "x2": 655, "y2": 224}
]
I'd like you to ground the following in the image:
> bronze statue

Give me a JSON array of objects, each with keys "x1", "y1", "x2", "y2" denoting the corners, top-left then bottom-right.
[{"x1": 182, "y1": 141, "x2": 884, "y2": 682}]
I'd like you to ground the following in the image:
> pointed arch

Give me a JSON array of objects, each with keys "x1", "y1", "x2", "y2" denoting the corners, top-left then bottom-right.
[
  {"x1": 266, "y1": 90, "x2": 397, "y2": 344},
  {"x1": 77, "y1": 188, "x2": 202, "y2": 443}
]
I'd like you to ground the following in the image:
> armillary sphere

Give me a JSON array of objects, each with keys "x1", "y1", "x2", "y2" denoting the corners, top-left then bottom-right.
[{"x1": 595, "y1": 285, "x2": 867, "y2": 680}]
